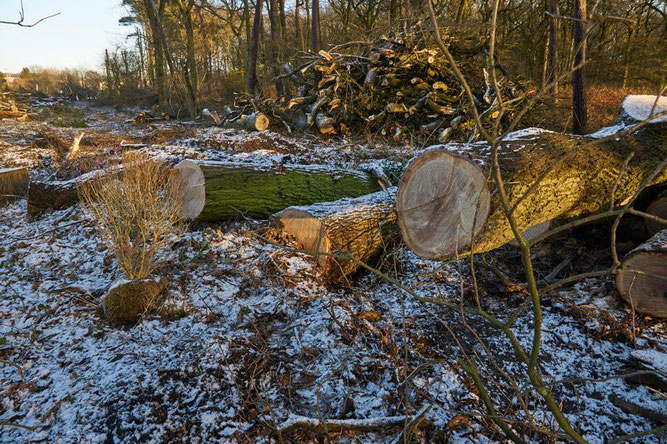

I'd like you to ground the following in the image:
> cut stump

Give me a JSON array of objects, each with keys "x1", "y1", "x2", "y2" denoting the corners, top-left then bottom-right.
[{"x1": 616, "y1": 228, "x2": 667, "y2": 318}]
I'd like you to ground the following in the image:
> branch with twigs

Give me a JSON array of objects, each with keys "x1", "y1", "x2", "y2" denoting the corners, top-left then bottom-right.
[{"x1": 0, "y1": 0, "x2": 59, "y2": 27}]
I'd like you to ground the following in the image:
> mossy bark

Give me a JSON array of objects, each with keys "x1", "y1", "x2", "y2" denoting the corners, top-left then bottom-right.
[{"x1": 177, "y1": 160, "x2": 383, "y2": 221}]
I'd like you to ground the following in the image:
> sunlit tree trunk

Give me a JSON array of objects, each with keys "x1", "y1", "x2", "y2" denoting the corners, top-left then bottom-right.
[
  {"x1": 572, "y1": 0, "x2": 587, "y2": 134},
  {"x1": 547, "y1": 0, "x2": 559, "y2": 96},
  {"x1": 311, "y1": 0, "x2": 321, "y2": 84}
]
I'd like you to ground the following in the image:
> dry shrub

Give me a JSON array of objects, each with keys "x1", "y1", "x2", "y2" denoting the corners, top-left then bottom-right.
[{"x1": 79, "y1": 152, "x2": 187, "y2": 279}]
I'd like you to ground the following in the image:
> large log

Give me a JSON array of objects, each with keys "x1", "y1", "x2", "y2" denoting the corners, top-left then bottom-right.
[
  {"x1": 175, "y1": 160, "x2": 383, "y2": 222},
  {"x1": 270, "y1": 188, "x2": 397, "y2": 282},
  {"x1": 615, "y1": 229, "x2": 667, "y2": 318},
  {"x1": 0, "y1": 167, "x2": 29, "y2": 205},
  {"x1": 645, "y1": 195, "x2": 667, "y2": 235},
  {"x1": 396, "y1": 95, "x2": 667, "y2": 259}
]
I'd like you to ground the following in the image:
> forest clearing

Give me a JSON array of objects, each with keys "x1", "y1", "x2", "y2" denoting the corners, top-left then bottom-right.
[{"x1": 1, "y1": 0, "x2": 666, "y2": 442}]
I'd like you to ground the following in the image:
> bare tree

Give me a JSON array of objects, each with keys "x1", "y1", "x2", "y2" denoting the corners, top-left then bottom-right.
[
  {"x1": 0, "y1": 0, "x2": 59, "y2": 27},
  {"x1": 572, "y1": 0, "x2": 587, "y2": 133},
  {"x1": 247, "y1": 0, "x2": 263, "y2": 95}
]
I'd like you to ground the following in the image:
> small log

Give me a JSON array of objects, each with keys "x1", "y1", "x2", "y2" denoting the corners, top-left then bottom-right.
[
  {"x1": 27, "y1": 162, "x2": 136, "y2": 215},
  {"x1": 221, "y1": 112, "x2": 270, "y2": 131},
  {"x1": 0, "y1": 167, "x2": 29, "y2": 205},
  {"x1": 0, "y1": 110, "x2": 26, "y2": 119},
  {"x1": 396, "y1": 96, "x2": 667, "y2": 259},
  {"x1": 616, "y1": 228, "x2": 667, "y2": 318},
  {"x1": 645, "y1": 196, "x2": 667, "y2": 235},
  {"x1": 270, "y1": 188, "x2": 397, "y2": 282},
  {"x1": 174, "y1": 160, "x2": 382, "y2": 222}
]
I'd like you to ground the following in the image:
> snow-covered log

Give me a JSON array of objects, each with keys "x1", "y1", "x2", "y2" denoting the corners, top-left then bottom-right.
[
  {"x1": 175, "y1": 160, "x2": 382, "y2": 222},
  {"x1": 397, "y1": 95, "x2": 667, "y2": 259},
  {"x1": 616, "y1": 228, "x2": 667, "y2": 318},
  {"x1": 270, "y1": 188, "x2": 397, "y2": 282},
  {"x1": 0, "y1": 167, "x2": 29, "y2": 205},
  {"x1": 27, "y1": 162, "x2": 135, "y2": 215}
]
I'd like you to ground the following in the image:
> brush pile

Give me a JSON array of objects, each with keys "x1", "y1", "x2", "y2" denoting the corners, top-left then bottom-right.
[{"x1": 263, "y1": 28, "x2": 527, "y2": 141}]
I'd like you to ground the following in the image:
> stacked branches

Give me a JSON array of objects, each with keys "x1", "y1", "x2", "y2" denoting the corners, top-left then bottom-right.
[{"x1": 269, "y1": 28, "x2": 525, "y2": 141}]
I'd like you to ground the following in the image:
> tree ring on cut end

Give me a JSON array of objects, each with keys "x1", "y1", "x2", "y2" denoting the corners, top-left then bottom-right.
[{"x1": 397, "y1": 150, "x2": 490, "y2": 260}]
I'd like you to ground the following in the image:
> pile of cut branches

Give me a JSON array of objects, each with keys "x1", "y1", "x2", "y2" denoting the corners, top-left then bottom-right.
[{"x1": 266, "y1": 28, "x2": 527, "y2": 142}]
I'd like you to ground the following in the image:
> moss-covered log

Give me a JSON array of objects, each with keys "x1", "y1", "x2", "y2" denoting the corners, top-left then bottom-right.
[
  {"x1": 0, "y1": 167, "x2": 29, "y2": 206},
  {"x1": 397, "y1": 95, "x2": 667, "y2": 259},
  {"x1": 616, "y1": 229, "x2": 667, "y2": 318},
  {"x1": 270, "y1": 188, "x2": 397, "y2": 282},
  {"x1": 175, "y1": 160, "x2": 383, "y2": 221}
]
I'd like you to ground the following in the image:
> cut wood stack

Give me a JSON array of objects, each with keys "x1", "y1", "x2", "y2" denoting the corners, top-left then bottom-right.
[
  {"x1": 616, "y1": 228, "x2": 667, "y2": 318},
  {"x1": 395, "y1": 95, "x2": 667, "y2": 259},
  {"x1": 256, "y1": 29, "x2": 520, "y2": 139},
  {"x1": 270, "y1": 188, "x2": 398, "y2": 282}
]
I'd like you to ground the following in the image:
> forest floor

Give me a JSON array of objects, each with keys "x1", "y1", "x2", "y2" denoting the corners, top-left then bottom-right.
[{"x1": 0, "y1": 95, "x2": 665, "y2": 443}]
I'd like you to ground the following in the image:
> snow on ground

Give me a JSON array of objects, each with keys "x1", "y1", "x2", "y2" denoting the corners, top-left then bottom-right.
[{"x1": 1, "y1": 102, "x2": 666, "y2": 442}]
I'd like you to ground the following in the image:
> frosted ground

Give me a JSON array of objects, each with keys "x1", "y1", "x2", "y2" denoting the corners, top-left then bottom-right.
[{"x1": 0, "y1": 102, "x2": 665, "y2": 442}]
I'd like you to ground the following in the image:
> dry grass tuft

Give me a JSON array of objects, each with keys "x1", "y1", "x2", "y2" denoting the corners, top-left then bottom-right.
[{"x1": 79, "y1": 152, "x2": 187, "y2": 279}]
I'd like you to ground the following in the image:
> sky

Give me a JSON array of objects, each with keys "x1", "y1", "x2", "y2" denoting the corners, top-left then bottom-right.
[{"x1": 0, "y1": 0, "x2": 129, "y2": 73}]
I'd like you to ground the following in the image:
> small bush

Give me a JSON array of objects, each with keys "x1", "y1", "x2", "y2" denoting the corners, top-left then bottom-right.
[{"x1": 79, "y1": 153, "x2": 187, "y2": 279}]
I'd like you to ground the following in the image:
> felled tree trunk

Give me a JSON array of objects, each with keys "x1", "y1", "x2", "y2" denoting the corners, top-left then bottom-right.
[
  {"x1": 174, "y1": 160, "x2": 382, "y2": 222},
  {"x1": 221, "y1": 112, "x2": 270, "y2": 131},
  {"x1": 0, "y1": 167, "x2": 29, "y2": 205},
  {"x1": 396, "y1": 96, "x2": 667, "y2": 259},
  {"x1": 27, "y1": 163, "x2": 129, "y2": 215},
  {"x1": 616, "y1": 229, "x2": 667, "y2": 318},
  {"x1": 270, "y1": 188, "x2": 397, "y2": 282},
  {"x1": 645, "y1": 195, "x2": 667, "y2": 235}
]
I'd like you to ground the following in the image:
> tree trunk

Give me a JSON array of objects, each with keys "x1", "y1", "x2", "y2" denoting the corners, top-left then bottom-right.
[
  {"x1": 270, "y1": 188, "x2": 398, "y2": 282},
  {"x1": 179, "y1": 0, "x2": 199, "y2": 119},
  {"x1": 247, "y1": 0, "x2": 263, "y2": 95},
  {"x1": 547, "y1": 0, "x2": 559, "y2": 95},
  {"x1": 572, "y1": 0, "x2": 587, "y2": 134},
  {"x1": 311, "y1": 0, "x2": 321, "y2": 84},
  {"x1": 396, "y1": 96, "x2": 667, "y2": 260},
  {"x1": 0, "y1": 167, "x2": 29, "y2": 205},
  {"x1": 143, "y1": 0, "x2": 167, "y2": 108},
  {"x1": 616, "y1": 229, "x2": 667, "y2": 318},
  {"x1": 174, "y1": 160, "x2": 383, "y2": 221},
  {"x1": 645, "y1": 195, "x2": 667, "y2": 235},
  {"x1": 267, "y1": 0, "x2": 284, "y2": 97}
]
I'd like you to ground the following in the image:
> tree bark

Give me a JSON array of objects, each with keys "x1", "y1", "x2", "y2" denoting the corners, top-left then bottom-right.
[
  {"x1": 547, "y1": 0, "x2": 559, "y2": 96},
  {"x1": 267, "y1": 0, "x2": 284, "y2": 97},
  {"x1": 616, "y1": 228, "x2": 667, "y2": 318},
  {"x1": 270, "y1": 188, "x2": 398, "y2": 282},
  {"x1": 645, "y1": 195, "x2": 667, "y2": 235},
  {"x1": 0, "y1": 167, "x2": 29, "y2": 205},
  {"x1": 572, "y1": 0, "x2": 587, "y2": 134},
  {"x1": 396, "y1": 96, "x2": 667, "y2": 260},
  {"x1": 247, "y1": 0, "x2": 263, "y2": 95},
  {"x1": 311, "y1": 0, "x2": 321, "y2": 85},
  {"x1": 178, "y1": 0, "x2": 199, "y2": 119},
  {"x1": 174, "y1": 160, "x2": 383, "y2": 221}
]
